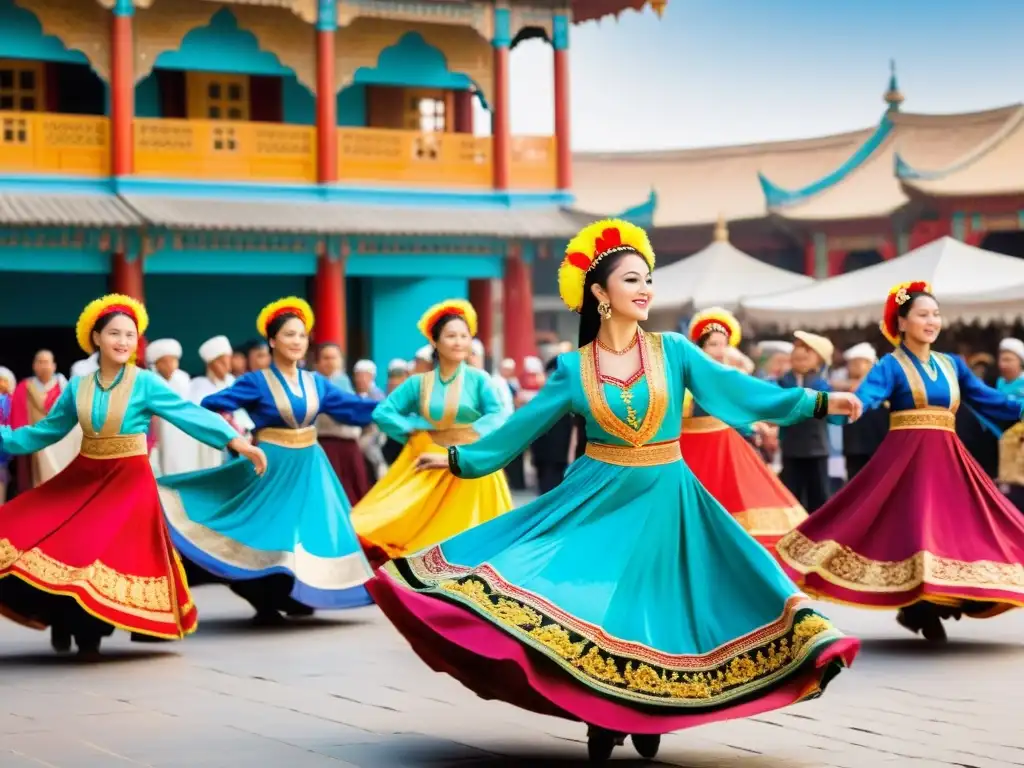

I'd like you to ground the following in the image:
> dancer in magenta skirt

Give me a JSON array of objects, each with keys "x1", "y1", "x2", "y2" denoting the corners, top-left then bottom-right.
[{"x1": 777, "y1": 281, "x2": 1024, "y2": 643}]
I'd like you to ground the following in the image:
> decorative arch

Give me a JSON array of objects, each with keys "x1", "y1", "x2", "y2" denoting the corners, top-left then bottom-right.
[
  {"x1": 154, "y1": 9, "x2": 294, "y2": 77},
  {"x1": 0, "y1": 0, "x2": 106, "y2": 79},
  {"x1": 353, "y1": 32, "x2": 473, "y2": 91},
  {"x1": 511, "y1": 26, "x2": 550, "y2": 49}
]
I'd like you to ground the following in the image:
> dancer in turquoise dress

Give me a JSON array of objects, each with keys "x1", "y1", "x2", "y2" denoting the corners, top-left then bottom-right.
[
  {"x1": 159, "y1": 297, "x2": 378, "y2": 626},
  {"x1": 367, "y1": 220, "x2": 863, "y2": 763}
]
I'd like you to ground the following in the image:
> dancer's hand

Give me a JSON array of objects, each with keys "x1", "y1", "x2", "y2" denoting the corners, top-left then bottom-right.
[
  {"x1": 230, "y1": 438, "x2": 267, "y2": 475},
  {"x1": 827, "y1": 392, "x2": 863, "y2": 422},
  {"x1": 415, "y1": 453, "x2": 448, "y2": 472}
]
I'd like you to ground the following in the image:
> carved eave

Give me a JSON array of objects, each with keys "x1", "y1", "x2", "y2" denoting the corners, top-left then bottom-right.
[{"x1": 97, "y1": 0, "x2": 318, "y2": 24}]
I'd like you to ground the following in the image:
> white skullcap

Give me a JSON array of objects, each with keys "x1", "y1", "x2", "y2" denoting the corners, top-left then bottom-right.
[
  {"x1": 471, "y1": 338, "x2": 485, "y2": 356},
  {"x1": 387, "y1": 358, "x2": 408, "y2": 374},
  {"x1": 1000, "y1": 338, "x2": 1024, "y2": 362},
  {"x1": 199, "y1": 335, "x2": 232, "y2": 364},
  {"x1": 354, "y1": 359, "x2": 377, "y2": 375},
  {"x1": 415, "y1": 345, "x2": 433, "y2": 362},
  {"x1": 406, "y1": 361, "x2": 417, "y2": 373},
  {"x1": 146, "y1": 339, "x2": 183, "y2": 365},
  {"x1": 0, "y1": 366, "x2": 14, "y2": 389},
  {"x1": 523, "y1": 356, "x2": 543, "y2": 374},
  {"x1": 70, "y1": 353, "x2": 99, "y2": 378},
  {"x1": 500, "y1": 357, "x2": 515, "y2": 368},
  {"x1": 759, "y1": 340, "x2": 794, "y2": 356},
  {"x1": 843, "y1": 342, "x2": 877, "y2": 363}
]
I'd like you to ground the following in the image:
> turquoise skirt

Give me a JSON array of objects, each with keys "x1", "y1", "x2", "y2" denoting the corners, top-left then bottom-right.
[{"x1": 158, "y1": 442, "x2": 373, "y2": 609}]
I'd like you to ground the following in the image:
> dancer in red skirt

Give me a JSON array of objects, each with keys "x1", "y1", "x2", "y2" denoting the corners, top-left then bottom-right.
[
  {"x1": 0, "y1": 294, "x2": 266, "y2": 657},
  {"x1": 681, "y1": 308, "x2": 807, "y2": 556},
  {"x1": 777, "y1": 281, "x2": 1024, "y2": 643}
]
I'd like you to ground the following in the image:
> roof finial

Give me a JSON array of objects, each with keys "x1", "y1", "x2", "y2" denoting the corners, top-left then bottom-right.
[
  {"x1": 884, "y1": 59, "x2": 904, "y2": 112},
  {"x1": 713, "y1": 213, "x2": 729, "y2": 243}
]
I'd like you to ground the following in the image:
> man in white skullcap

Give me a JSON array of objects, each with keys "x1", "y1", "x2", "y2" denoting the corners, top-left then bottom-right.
[
  {"x1": 756, "y1": 340, "x2": 793, "y2": 382},
  {"x1": 353, "y1": 359, "x2": 384, "y2": 401},
  {"x1": 315, "y1": 342, "x2": 353, "y2": 394},
  {"x1": 996, "y1": 338, "x2": 1024, "y2": 510},
  {"x1": 146, "y1": 339, "x2": 193, "y2": 477},
  {"x1": 386, "y1": 358, "x2": 409, "y2": 393},
  {"x1": 997, "y1": 338, "x2": 1024, "y2": 398},
  {"x1": 469, "y1": 339, "x2": 485, "y2": 369},
  {"x1": 413, "y1": 345, "x2": 433, "y2": 374},
  {"x1": 840, "y1": 342, "x2": 887, "y2": 482},
  {"x1": 188, "y1": 335, "x2": 254, "y2": 471}
]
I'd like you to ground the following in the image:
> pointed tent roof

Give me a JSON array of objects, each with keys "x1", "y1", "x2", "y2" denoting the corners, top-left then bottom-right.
[
  {"x1": 741, "y1": 236, "x2": 1024, "y2": 329},
  {"x1": 653, "y1": 216, "x2": 814, "y2": 311}
]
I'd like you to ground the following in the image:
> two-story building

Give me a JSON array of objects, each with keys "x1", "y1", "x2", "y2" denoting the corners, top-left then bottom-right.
[{"x1": 0, "y1": 0, "x2": 664, "y2": 378}]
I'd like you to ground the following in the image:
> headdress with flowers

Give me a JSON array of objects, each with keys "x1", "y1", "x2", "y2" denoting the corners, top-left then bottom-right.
[
  {"x1": 688, "y1": 306, "x2": 741, "y2": 347},
  {"x1": 559, "y1": 219, "x2": 656, "y2": 313},
  {"x1": 880, "y1": 280, "x2": 932, "y2": 346},
  {"x1": 257, "y1": 296, "x2": 315, "y2": 338},
  {"x1": 75, "y1": 294, "x2": 149, "y2": 356},
  {"x1": 417, "y1": 299, "x2": 478, "y2": 341}
]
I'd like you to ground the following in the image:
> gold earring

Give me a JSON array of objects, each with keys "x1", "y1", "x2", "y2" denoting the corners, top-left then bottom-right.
[{"x1": 597, "y1": 301, "x2": 612, "y2": 321}]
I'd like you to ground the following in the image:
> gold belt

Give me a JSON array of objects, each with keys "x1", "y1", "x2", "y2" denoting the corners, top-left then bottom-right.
[
  {"x1": 428, "y1": 427, "x2": 479, "y2": 447},
  {"x1": 585, "y1": 440, "x2": 682, "y2": 467},
  {"x1": 80, "y1": 433, "x2": 148, "y2": 460},
  {"x1": 256, "y1": 426, "x2": 317, "y2": 448},
  {"x1": 889, "y1": 409, "x2": 955, "y2": 433},
  {"x1": 681, "y1": 416, "x2": 729, "y2": 434}
]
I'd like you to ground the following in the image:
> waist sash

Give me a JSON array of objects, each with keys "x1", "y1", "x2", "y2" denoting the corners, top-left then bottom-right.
[
  {"x1": 256, "y1": 426, "x2": 317, "y2": 449},
  {"x1": 585, "y1": 440, "x2": 681, "y2": 467},
  {"x1": 681, "y1": 416, "x2": 729, "y2": 434},
  {"x1": 889, "y1": 408, "x2": 955, "y2": 433},
  {"x1": 80, "y1": 433, "x2": 148, "y2": 460},
  {"x1": 427, "y1": 427, "x2": 478, "y2": 447}
]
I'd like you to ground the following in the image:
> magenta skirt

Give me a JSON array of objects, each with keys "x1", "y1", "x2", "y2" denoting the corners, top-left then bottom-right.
[
  {"x1": 319, "y1": 436, "x2": 371, "y2": 506},
  {"x1": 777, "y1": 421, "x2": 1024, "y2": 615}
]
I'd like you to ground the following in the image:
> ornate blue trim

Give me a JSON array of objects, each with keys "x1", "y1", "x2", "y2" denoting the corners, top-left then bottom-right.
[
  {"x1": 759, "y1": 114, "x2": 894, "y2": 209},
  {"x1": 493, "y1": 7, "x2": 512, "y2": 48},
  {"x1": 552, "y1": 14, "x2": 570, "y2": 50},
  {"x1": 113, "y1": 0, "x2": 134, "y2": 17},
  {"x1": 316, "y1": 0, "x2": 337, "y2": 31},
  {"x1": 615, "y1": 189, "x2": 656, "y2": 228}
]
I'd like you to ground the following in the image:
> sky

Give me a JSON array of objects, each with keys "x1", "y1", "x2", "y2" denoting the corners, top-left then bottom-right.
[{"x1": 480, "y1": 0, "x2": 1024, "y2": 151}]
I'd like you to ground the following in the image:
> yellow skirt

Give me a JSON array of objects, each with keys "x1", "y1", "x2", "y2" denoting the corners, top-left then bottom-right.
[{"x1": 352, "y1": 432, "x2": 513, "y2": 558}]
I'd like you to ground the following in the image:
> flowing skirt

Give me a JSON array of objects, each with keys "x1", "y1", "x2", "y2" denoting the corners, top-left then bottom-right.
[
  {"x1": 368, "y1": 451, "x2": 858, "y2": 734},
  {"x1": 352, "y1": 432, "x2": 512, "y2": 563},
  {"x1": 776, "y1": 427, "x2": 1024, "y2": 615},
  {"x1": 159, "y1": 441, "x2": 373, "y2": 610},
  {"x1": 681, "y1": 422, "x2": 807, "y2": 555},
  {"x1": 0, "y1": 453, "x2": 196, "y2": 639},
  {"x1": 319, "y1": 436, "x2": 372, "y2": 505}
]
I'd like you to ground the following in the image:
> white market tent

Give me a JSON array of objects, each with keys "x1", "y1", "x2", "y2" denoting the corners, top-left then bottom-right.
[
  {"x1": 741, "y1": 236, "x2": 1024, "y2": 330},
  {"x1": 653, "y1": 218, "x2": 814, "y2": 312}
]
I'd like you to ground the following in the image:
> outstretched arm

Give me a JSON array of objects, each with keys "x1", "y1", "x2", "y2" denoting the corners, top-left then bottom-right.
[
  {"x1": 320, "y1": 377, "x2": 378, "y2": 427},
  {"x1": 0, "y1": 385, "x2": 78, "y2": 455},
  {"x1": 144, "y1": 372, "x2": 240, "y2": 449},
  {"x1": 952, "y1": 354, "x2": 1024, "y2": 427},
  {"x1": 372, "y1": 376, "x2": 435, "y2": 443}
]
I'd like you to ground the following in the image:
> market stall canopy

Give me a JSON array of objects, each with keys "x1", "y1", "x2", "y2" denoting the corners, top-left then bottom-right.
[
  {"x1": 653, "y1": 217, "x2": 814, "y2": 311},
  {"x1": 741, "y1": 236, "x2": 1024, "y2": 329}
]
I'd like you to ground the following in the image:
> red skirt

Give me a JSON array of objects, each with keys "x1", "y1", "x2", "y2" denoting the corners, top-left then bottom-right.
[
  {"x1": 777, "y1": 424, "x2": 1024, "y2": 615},
  {"x1": 0, "y1": 453, "x2": 196, "y2": 639},
  {"x1": 681, "y1": 419, "x2": 807, "y2": 556},
  {"x1": 319, "y1": 436, "x2": 371, "y2": 505}
]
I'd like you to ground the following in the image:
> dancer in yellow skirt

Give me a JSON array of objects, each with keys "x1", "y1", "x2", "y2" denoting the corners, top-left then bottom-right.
[{"x1": 352, "y1": 299, "x2": 512, "y2": 566}]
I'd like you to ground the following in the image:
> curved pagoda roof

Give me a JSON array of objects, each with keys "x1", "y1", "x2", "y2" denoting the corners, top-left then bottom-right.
[{"x1": 572, "y1": 0, "x2": 667, "y2": 22}]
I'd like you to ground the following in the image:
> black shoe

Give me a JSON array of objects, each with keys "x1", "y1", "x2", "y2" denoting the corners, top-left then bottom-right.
[
  {"x1": 282, "y1": 598, "x2": 315, "y2": 618},
  {"x1": 130, "y1": 633, "x2": 170, "y2": 643},
  {"x1": 586, "y1": 726, "x2": 624, "y2": 763},
  {"x1": 921, "y1": 615, "x2": 948, "y2": 644},
  {"x1": 631, "y1": 733, "x2": 661, "y2": 759},
  {"x1": 252, "y1": 610, "x2": 287, "y2": 627},
  {"x1": 50, "y1": 627, "x2": 72, "y2": 653},
  {"x1": 74, "y1": 634, "x2": 102, "y2": 661}
]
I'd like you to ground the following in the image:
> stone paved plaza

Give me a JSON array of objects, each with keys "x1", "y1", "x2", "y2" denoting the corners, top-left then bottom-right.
[{"x1": 2, "y1": 583, "x2": 1023, "y2": 768}]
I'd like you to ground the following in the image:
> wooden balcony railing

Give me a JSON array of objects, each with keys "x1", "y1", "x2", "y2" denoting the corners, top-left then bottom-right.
[
  {"x1": 133, "y1": 119, "x2": 317, "y2": 184},
  {"x1": 509, "y1": 135, "x2": 557, "y2": 190},
  {"x1": 338, "y1": 128, "x2": 492, "y2": 189},
  {"x1": 0, "y1": 112, "x2": 109, "y2": 176}
]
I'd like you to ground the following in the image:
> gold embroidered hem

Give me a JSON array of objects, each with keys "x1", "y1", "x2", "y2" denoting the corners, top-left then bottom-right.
[
  {"x1": 681, "y1": 416, "x2": 729, "y2": 434},
  {"x1": 80, "y1": 433, "x2": 148, "y2": 460},
  {"x1": 585, "y1": 440, "x2": 682, "y2": 467},
  {"x1": 889, "y1": 409, "x2": 955, "y2": 432},
  {"x1": 732, "y1": 506, "x2": 809, "y2": 537},
  {"x1": 257, "y1": 426, "x2": 317, "y2": 448},
  {"x1": 777, "y1": 531, "x2": 1024, "y2": 595},
  {"x1": 428, "y1": 427, "x2": 479, "y2": 447},
  {"x1": 387, "y1": 549, "x2": 846, "y2": 707}
]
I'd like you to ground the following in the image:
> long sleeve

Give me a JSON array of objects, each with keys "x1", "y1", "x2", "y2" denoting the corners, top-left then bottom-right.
[
  {"x1": 454, "y1": 358, "x2": 573, "y2": 479},
  {"x1": 320, "y1": 378, "x2": 378, "y2": 427},
  {"x1": 469, "y1": 374, "x2": 508, "y2": 439},
  {"x1": 143, "y1": 372, "x2": 238, "y2": 449},
  {"x1": 0, "y1": 384, "x2": 79, "y2": 456},
  {"x1": 952, "y1": 354, "x2": 1024, "y2": 425},
  {"x1": 853, "y1": 359, "x2": 895, "y2": 411},
  {"x1": 372, "y1": 377, "x2": 434, "y2": 443},
  {"x1": 678, "y1": 336, "x2": 816, "y2": 426},
  {"x1": 201, "y1": 373, "x2": 262, "y2": 413}
]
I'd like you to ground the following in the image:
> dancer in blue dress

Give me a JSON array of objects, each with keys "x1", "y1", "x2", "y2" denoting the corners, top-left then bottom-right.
[
  {"x1": 367, "y1": 220, "x2": 864, "y2": 763},
  {"x1": 159, "y1": 297, "x2": 379, "y2": 625}
]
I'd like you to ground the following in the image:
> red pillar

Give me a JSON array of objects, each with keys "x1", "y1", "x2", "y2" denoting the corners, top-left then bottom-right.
[
  {"x1": 878, "y1": 239, "x2": 896, "y2": 261},
  {"x1": 827, "y1": 249, "x2": 846, "y2": 277},
  {"x1": 314, "y1": 244, "x2": 346, "y2": 350},
  {"x1": 803, "y1": 240, "x2": 816, "y2": 277},
  {"x1": 316, "y1": 26, "x2": 337, "y2": 183},
  {"x1": 111, "y1": 252, "x2": 144, "y2": 300},
  {"x1": 492, "y1": 26, "x2": 511, "y2": 190},
  {"x1": 454, "y1": 90, "x2": 474, "y2": 134},
  {"x1": 502, "y1": 247, "x2": 537, "y2": 367},
  {"x1": 552, "y1": 16, "x2": 571, "y2": 191},
  {"x1": 469, "y1": 279, "x2": 493, "y2": 351},
  {"x1": 110, "y1": 6, "x2": 134, "y2": 176}
]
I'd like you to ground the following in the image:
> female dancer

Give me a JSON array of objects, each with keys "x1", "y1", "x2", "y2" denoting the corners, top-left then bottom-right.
[
  {"x1": 159, "y1": 297, "x2": 378, "y2": 625},
  {"x1": 777, "y1": 281, "x2": 1024, "y2": 643},
  {"x1": 681, "y1": 308, "x2": 807, "y2": 557},
  {"x1": 367, "y1": 220, "x2": 862, "y2": 763},
  {"x1": 352, "y1": 300, "x2": 511, "y2": 565},
  {"x1": 0, "y1": 295, "x2": 264, "y2": 656}
]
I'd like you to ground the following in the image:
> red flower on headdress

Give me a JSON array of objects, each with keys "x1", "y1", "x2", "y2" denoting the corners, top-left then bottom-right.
[
  {"x1": 880, "y1": 280, "x2": 932, "y2": 346},
  {"x1": 564, "y1": 226, "x2": 624, "y2": 273}
]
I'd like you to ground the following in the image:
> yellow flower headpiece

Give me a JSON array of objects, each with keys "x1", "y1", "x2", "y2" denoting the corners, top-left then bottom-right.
[
  {"x1": 257, "y1": 296, "x2": 315, "y2": 338},
  {"x1": 688, "y1": 307, "x2": 741, "y2": 347},
  {"x1": 880, "y1": 280, "x2": 932, "y2": 346},
  {"x1": 559, "y1": 219, "x2": 656, "y2": 313},
  {"x1": 417, "y1": 299, "x2": 478, "y2": 341},
  {"x1": 75, "y1": 294, "x2": 149, "y2": 356}
]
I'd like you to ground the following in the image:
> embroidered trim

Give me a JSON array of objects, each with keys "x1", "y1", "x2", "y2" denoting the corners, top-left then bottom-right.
[
  {"x1": 889, "y1": 409, "x2": 955, "y2": 432},
  {"x1": 585, "y1": 440, "x2": 681, "y2": 467},
  {"x1": 732, "y1": 506, "x2": 809, "y2": 537},
  {"x1": 76, "y1": 365, "x2": 138, "y2": 437},
  {"x1": 256, "y1": 426, "x2": 317, "y2": 448},
  {"x1": 681, "y1": 416, "x2": 729, "y2": 434},
  {"x1": 80, "y1": 433, "x2": 148, "y2": 459},
  {"x1": 934, "y1": 354, "x2": 960, "y2": 413},
  {"x1": 260, "y1": 369, "x2": 319, "y2": 429},
  {"x1": 419, "y1": 366, "x2": 464, "y2": 430},
  {"x1": 892, "y1": 349, "x2": 928, "y2": 409}
]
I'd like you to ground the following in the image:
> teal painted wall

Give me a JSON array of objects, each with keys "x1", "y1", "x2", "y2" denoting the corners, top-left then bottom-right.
[
  {"x1": 0, "y1": 245, "x2": 110, "y2": 274},
  {"x1": 154, "y1": 9, "x2": 293, "y2": 76},
  {"x1": 145, "y1": 274, "x2": 307, "y2": 375},
  {"x1": 337, "y1": 85, "x2": 366, "y2": 127},
  {"x1": 0, "y1": 0, "x2": 92, "y2": 68},
  {"x1": 0, "y1": 271, "x2": 107, "y2": 326},
  {"x1": 135, "y1": 74, "x2": 161, "y2": 118},
  {"x1": 354, "y1": 32, "x2": 473, "y2": 91},
  {"x1": 367, "y1": 276, "x2": 468, "y2": 386},
  {"x1": 145, "y1": 248, "x2": 317, "y2": 275},
  {"x1": 283, "y1": 75, "x2": 315, "y2": 125}
]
